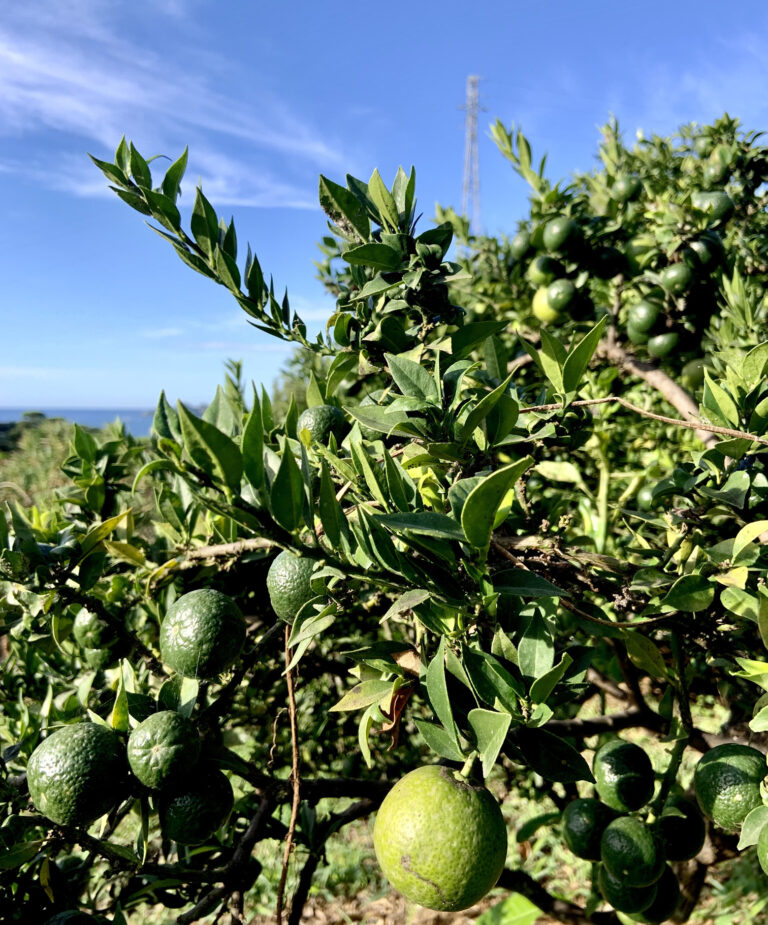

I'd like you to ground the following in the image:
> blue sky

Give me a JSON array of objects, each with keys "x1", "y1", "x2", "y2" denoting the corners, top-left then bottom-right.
[{"x1": 3, "y1": 0, "x2": 768, "y2": 409}]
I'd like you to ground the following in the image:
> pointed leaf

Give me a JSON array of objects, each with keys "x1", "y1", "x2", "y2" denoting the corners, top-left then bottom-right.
[
  {"x1": 461, "y1": 457, "x2": 533, "y2": 549},
  {"x1": 177, "y1": 401, "x2": 242, "y2": 493}
]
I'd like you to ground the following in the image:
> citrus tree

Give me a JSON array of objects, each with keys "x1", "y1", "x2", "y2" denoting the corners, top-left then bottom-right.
[{"x1": 3, "y1": 115, "x2": 768, "y2": 925}]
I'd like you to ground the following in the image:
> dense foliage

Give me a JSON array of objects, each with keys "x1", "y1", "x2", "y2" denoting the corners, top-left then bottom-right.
[{"x1": 3, "y1": 114, "x2": 768, "y2": 924}]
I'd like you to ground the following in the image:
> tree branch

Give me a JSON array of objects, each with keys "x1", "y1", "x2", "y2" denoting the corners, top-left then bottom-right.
[{"x1": 497, "y1": 869, "x2": 619, "y2": 924}]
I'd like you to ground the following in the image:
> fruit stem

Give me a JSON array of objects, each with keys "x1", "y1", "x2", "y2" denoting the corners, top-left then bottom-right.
[
  {"x1": 649, "y1": 734, "x2": 689, "y2": 819},
  {"x1": 460, "y1": 751, "x2": 480, "y2": 781}
]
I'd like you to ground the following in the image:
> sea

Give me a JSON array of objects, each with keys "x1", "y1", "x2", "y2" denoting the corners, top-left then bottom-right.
[{"x1": 0, "y1": 408, "x2": 154, "y2": 438}]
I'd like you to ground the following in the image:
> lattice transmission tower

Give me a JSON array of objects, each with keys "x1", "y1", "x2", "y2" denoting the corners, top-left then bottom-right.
[{"x1": 461, "y1": 75, "x2": 484, "y2": 234}]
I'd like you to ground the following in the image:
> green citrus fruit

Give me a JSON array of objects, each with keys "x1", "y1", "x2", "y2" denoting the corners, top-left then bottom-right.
[
  {"x1": 629, "y1": 864, "x2": 680, "y2": 923},
  {"x1": 297, "y1": 404, "x2": 346, "y2": 444},
  {"x1": 681, "y1": 359, "x2": 707, "y2": 391},
  {"x1": 684, "y1": 232, "x2": 723, "y2": 271},
  {"x1": 532, "y1": 287, "x2": 559, "y2": 323},
  {"x1": 159, "y1": 589, "x2": 246, "y2": 679},
  {"x1": 27, "y1": 723, "x2": 127, "y2": 826},
  {"x1": 694, "y1": 743, "x2": 766, "y2": 830},
  {"x1": 266, "y1": 550, "x2": 317, "y2": 623},
  {"x1": 601, "y1": 816, "x2": 665, "y2": 887},
  {"x1": 647, "y1": 332, "x2": 679, "y2": 358},
  {"x1": 659, "y1": 263, "x2": 693, "y2": 295},
  {"x1": 593, "y1": 739, "x2": 655, "y2": 812},
  {"x1": 694, "y1": 136, "x2": 713, "y2": 157},
  {"x1": 526, "y1": 255, "x2": 563, "y2": 286},
  {"x1": 562, "y1": 798, "x2": 616, "y2": 860},
  {"x1": 627, "y1": 322, "x2": 650, "y2": 345},
  {"x1": 703, "y1": 161, "x2": 728, "y2": 187},
  {"x1": 373, "y1": 765, "x2": 507, "y2": 911},
  {"x1": 757, "y1": 818, "x2": 768, "y2": 874},
  {"x1": 159, "y1": 766, "x2": 233, "y2": 845},
  {"x1": 612, "y1": 175, "x2": 642, "y2": 202},
  {"x1": 543, "y1": 217, "x2": 578, "y2": 252},
  {"x1": 72, "y1": 609, "x2": 110, "y2": 649},
  {"x1": 546, "y1": 279, "x2": 576, "y2": 311},
  {"x1": 691, "y1": 190, "x2": 734, "y2": 223},
  {"x1": 127, "y1": 711, "x2": 201, "y2": 790},
  {"x1": 510, "y1": 230, "x2": 531, "y2": 259},
  {"x1": 627, "y1": 300, "x2": 662, "y2": 334},
  {"x1": 637, "y1": 485, "x2": 656, "y2": 511},
  {"x1": 658, "y1": 794, "x2": 706, "y2": 861},
  {"x1": 598, "y1": 864, "x2": 657, "y2": 914}
]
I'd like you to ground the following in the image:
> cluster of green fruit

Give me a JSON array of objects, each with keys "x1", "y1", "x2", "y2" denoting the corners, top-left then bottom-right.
[
  {"x1": 562, "y1": 738, "x2": 701, "y2": 922},
  {"x1": 26, "y1": 539, "x2": 323, "y2": 848},
  {"x1": 562, "y1": 739, "x2": 768, "y2": 921},
  {"x1": 517, "y1": 217, "x2": 588, "y2": 326},
  {"x1": 26, "y1": 588, "x2": 247, "y2": 846}
]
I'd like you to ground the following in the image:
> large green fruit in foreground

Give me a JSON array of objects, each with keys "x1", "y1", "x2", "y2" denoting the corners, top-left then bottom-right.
[
  {"x1": 532, "y1": 286, "x2": 559, "y2": 323},
  {"x1": 27, "y1": 723, "x2": 127, "y2": 826},
  {"x1": 510, "y1": 230, "x2": 531, "y2": 259},
  {"x1": 694, "y1": 743, "x2": 766, "y2": 830},
  {"x1": 627, "y1": 300, "x2": 662, "y2": 334},
  {"x1": 647, "y1": 332, "x2": 679, "y2": 358},
  {"x1": 266, "y1": 550, "x2": 316, "y2": 622},
  {"x1": 601, "y1": 816, "x2": 665, "y2": 887},
  {"x1": 159, "y1": 766, "x2": 234, "y2": 845},
  {"x1": 593, "y1": 738, "x2": 655, "y2": 812},
  {"x1": 159, "y1": 589, "x2": 246, "y2": 679},
  {"x1": 562, "y1": 798, "x2": 616, "y2": 860},
  {"x1": 127, "y1": 711, "x2": 201, "y2": 790},
  {"x1": 526, "y1": 255, "x2": 563, "y2": 286},
  {"x1": 691, "y1": 190, "x2": 734, "y2": 223},
  {"x1": 373, "y1": 765, "x2": 507, "y2": 911},
  {"x1": 297, "y1": 404, "x2": 346, "y2": 444}
]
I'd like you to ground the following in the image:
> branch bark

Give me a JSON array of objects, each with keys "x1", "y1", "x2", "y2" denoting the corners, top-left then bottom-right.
[{"x1": 596, "y1": 340, "x2": 719, "y2": 447}]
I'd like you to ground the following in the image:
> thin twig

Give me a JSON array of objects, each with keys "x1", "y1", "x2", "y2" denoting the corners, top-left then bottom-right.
[
  {"x1": 491, "y1": 541, "x2": 675, "y2": 629},
  {"x1": 175, "y1": 537, "x2": 274, "y2": 569},
  {"x1": 276, "y1": 625, "x2": 302, "y2": 925},
  {"x1": 520, "y1": 394, "x2": 768, "y2": 446}
]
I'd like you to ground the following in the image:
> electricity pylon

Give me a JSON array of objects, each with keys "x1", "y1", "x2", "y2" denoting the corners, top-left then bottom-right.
[{"x1": 461, "y1": 75, "x2": 484, "y2": 234}]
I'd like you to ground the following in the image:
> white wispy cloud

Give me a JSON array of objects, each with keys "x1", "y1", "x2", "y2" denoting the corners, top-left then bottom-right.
[{"x1": 0, "y1": 0, "x2": 345, "y2": 207}]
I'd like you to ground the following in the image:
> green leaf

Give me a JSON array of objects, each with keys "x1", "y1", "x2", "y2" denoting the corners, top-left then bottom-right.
[
  {"x1": 152, "y1": 390, "x2": 182, "y2": 442},
  {"x1": 702, "y1": 372, "x2": 740, "y2": 428},
  {"x1": 306, "y1": 371, "x2": 325, "y2": 408},
  {"x1": 456, "y1": 373, "x2": 515, "y2": 445},
  {"x1": 413, "y1": 719, "x2": 465, "y2": 761},
  {"x1": 368, "y1": 168, "x2": 400, "y2": 230},
  {"x1": 475, "y1": 893, "x2": 541, "y2": 925},
  {"x1": 79, "y1": 510, "x2": 131, "y2": 557},
  {"x1": 493, "y1": 568, "x2": 566, "y2": 598},
  {"x1": 749, "y1": 705, "x2": 768, "y2": 733},
  {"x1": 538, "y1": 330, "x2": 566, "y2": 393},
  {"x1": 242, "y1": 388, "x2": 265, "y2": 491},
  {"x1": 515, "y1": 727, "x2": 594, "y2": 783},
  {"x1": 461, "y1": 457, "x2": 534, "y2": 550},
  {"x1": 177, "y1": 401, "x2": 243, "y2": 494},
  {"x1": 518, "y1": 613, "x2": 554, "y2": 684},
  {"x1": 426, "y1": 637, "x2": 460, "y2": 746},
  {"x1": 384, "y1": 451, "x2": 416, "y2": 512},
  {"x1": 562, "y1": 316, "x2": 608, "y2": 393},
  {"x1": 529, "y1": 653, "x2": 572, "y2": 704},
  {"x1": 462, "y1": 645, "x2": 525, "y2": 713},
  {"x1": 318, "y1": 175, "x2": 371, "y2": 239},
  {"x1": 376, "y1": 511, "x2": 465, "y2": 543},
  {"x1": 162, "y1": 146, "x2": 188, "y2": 201},
  {"x1": 625, "y1": 632, "x2": 667, "y2": 678},
  {"x1": 450, "y1": 321, "x2": 508, "y2": 359},
  {"x1": 385, "y1": 353, "x2": 438, "y2": 401},
  {"x1": 347, "y1": 404, "x2": 418, "y2": 438},
  {"x1": 190, "y1": 186, "x2": 218, "y2": 257},
  {"x1": 468, "y1": 708, "x2": 512, "y2": 778},
  {"x1": 381, "y1": 589, "x2": 431, "y2": 622},
  {"x1": 660, "y1": 575, "x2": 714, "y2": 613},
  {"x1": 737, "y1": 805, "x2": 768, "y2": 849},
  {"x1": 733, "y1": 521, "x2": 768, "y2": 563},
  {"x1": 270, "y1": 440, "x2": 305, "y2": 532},
  {"x1": 330, "y1": 679, "x2": 393, "y2": 712},
  {"x1": 318, "y1": 460, "x2": 345, "y2": 548},
  {"x1": 722, "y1": 587, "x2": 768, "y2": 622},
  {"x1": 343, "y1": 242, "x2": 403, "y2": 271},
  {"x1": 0, "y1": 840, "x2": 44, "y2": 870}
]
